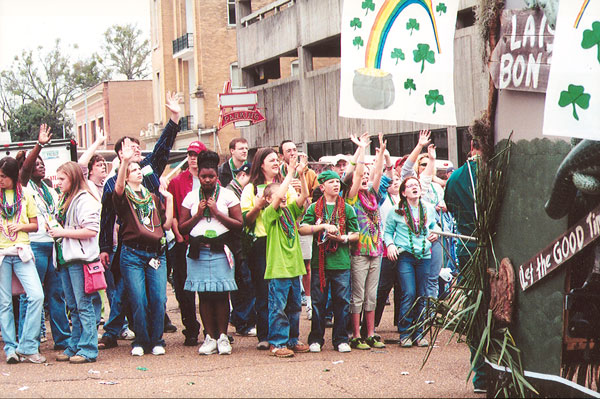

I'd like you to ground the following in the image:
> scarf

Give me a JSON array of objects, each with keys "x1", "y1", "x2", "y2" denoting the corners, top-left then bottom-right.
[
  {"x1": 125, "y1": 184, "x2": 155, "y2": 226},
  {"x1": 228, "y1": 179, "x2": 243, "y2": 199},
  {"x1": 279, "y1": 206, "x2": 296, "y2": 247},
  {"x1": 314, "y1": 195, "x2": 346, "y2": 292}
]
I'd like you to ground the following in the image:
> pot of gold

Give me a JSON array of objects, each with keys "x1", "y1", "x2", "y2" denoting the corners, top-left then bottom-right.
[{"x1": 352, "y1": 67, "x2": 395, "y2": 110}]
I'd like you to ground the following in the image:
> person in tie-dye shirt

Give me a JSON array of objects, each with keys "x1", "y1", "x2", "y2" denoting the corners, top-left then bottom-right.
[{"x1": 345, "y1": 133, "x2": 393, "y2": 350}]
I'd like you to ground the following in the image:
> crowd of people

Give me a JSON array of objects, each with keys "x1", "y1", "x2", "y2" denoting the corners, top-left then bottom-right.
[{"x1": 0, "y1": 92, "x2": 481, "y2": 392}]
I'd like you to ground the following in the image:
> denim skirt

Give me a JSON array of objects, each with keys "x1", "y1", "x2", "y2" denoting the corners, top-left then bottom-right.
[{"x1": 185, "y1": 247, "x2": 237, "y2": 292}]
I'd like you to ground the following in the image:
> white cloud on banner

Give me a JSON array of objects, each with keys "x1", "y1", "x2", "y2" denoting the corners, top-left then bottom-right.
[
  {"x1": 339, "y1": 0, "x2": 458, "y2": 125},
  {"x1": 543, "y1": 0, "x2": 599, "y2": 140}
]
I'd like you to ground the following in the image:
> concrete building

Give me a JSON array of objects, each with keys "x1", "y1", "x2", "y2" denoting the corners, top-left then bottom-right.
[
  {"x1": 71, "y1": 80, "x2": 153, "y2": 150},
  {"x1": 234, "y1": 0, "x2": 486, "y2": 166},
  {"x1": 147, "y1": 0, "x2": 272, "y2": 155}
]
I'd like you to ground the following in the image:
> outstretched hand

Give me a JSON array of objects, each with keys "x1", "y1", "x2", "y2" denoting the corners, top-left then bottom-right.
[
  {"x1": 427, "y1": 144, "x2": 437, "y2": 160},
  {"x1": 121, "y1": 138, "x2": 135, "y2": 162},
  {"x1": 38, "y1": 124, "x2": 52, "y2": 145},
  {"x1": 351, "y1": 132, "x2": 371, "y2": 148},
  {"x1": 166, "y1": 91, "x2": 184, "y2": 115},
  {"x1": 417, "y1": 130, "x2": 431, "y2": 147},
  {"x1": 286, "y1": 156, "x2": 298, "y2": 177},
  {"x1": 95, "y1": 129, "x2": 107, "y2": 145}
]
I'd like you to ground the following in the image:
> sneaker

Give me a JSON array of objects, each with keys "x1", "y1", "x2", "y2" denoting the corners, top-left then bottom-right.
[
  {"x1": 40, "y1": 335, "x2": 48, "y2": 343},
  {"x1": 69, "y1": 355, "x2": 96, "y2": 364},
  {"x1": 56, "y1": 353, "x2": 70, "y2": 362},
  {"x1": 217, "y1": 334, "x2": 232, "y2": 355},
  {"x1": 152, "y1": 346, "x2": 166, "y2": 356},
  {"x1": 365, "y1": 335, "x2": 386, "y2": 349},
  {"x1": 337, "y1": 342, "x2": 351, "y2": 353},
  {"x1": 245, "y1": 327, "x2": 257, "y2": 337},
  {"x1": 119, "y1": 328, "x2": 135, "y2": 340},
  {"x1": 199, "y1": 335, "x2": 218, "y2": 355},
  {"x1": 256, "y1": 341, "x2": 270, "y2": 350},
  {"x1": 400, "y1": 337, "x2": 413, "y2": 348},
  {"x1": 98, "y1": 336, "x2": 118, "y2": 350},
  {"x1": 473, "y1": 388, "x2": 487, "y2": 394},
  {"x1": 6, "y1": 353, "x2": 19, "y2": 364},
  {"x1": 131, "y1": 346, "x2": 144, "y2": 356},
  {"x1": 417, "y1": 338, "x2": 429, "y2": 347},
  {"x1": 350, "y1": 337, "x2": 370, "y2": 350},
  {"x1": 306, "y1": 306, "x2": 312, "y2": 320},
  {"x1": 301, "y1": 294, "x2": 307, "y2": 306},
  {"x1": 164, "y1": 323, "x2": 177, "y2": 333},
  {"x1": 271, "y1": 346, "x2": 294, "y2": 358},
  {"x1": 289, "y1": 342, "x2": 310, "y2": 353},
  {"x1": 309, "y1": 342, "x2": 321, "y2": 353},
  {"x1": 17, "y1": 352, "x2": 46, "y2": 364}
]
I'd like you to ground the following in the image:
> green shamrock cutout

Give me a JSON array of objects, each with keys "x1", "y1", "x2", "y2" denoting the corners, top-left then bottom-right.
[
  {"x1": 350, "y1": 18, "x2": 362, "y2": 30},
  {"x1": 558, "y1": 84, "x2": 590, "y2": 121},
  {"x1": 391, "y1": 48, "x2": 405, "y2": 64},
  {"x1": 413, "y1": 43, "x2": 435, "y2": 73},
  {"x1": 353, "y1": 36, "x2": 364, "y2": 49},
  {"x1": 404, "y1": 78, "x2": 416, "y2": 95},
  {"x1": 406, "y1": 18, "x2": 420, "y2": 36},
  {"x1": 436, "y1": 3, "x2": 447, "y2": 15},
  {"x1": 425, "y1": 89, "x2": 445, "y2": 113},
  {"x1": 362, "y1": 0, "x2": 375, "y2": 16},
  {"x1": 581, "y1": 21, "x2": 600, "y2": 63}
]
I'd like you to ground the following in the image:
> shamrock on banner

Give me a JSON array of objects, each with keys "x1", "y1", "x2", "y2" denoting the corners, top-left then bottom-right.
[
  {"x1": 339, "y1": 0, "x2": 458, "y2": 125},
  {"x1": 543, "y1": 0, "x2": 599, "y2": 140}
]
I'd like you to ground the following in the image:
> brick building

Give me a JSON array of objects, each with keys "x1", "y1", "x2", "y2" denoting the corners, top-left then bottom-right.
[
  {"x1": 70, "y1": 80, "x2": 153, "y2": 150},
  {"x1": 147, "y1": 0, "x2": 272, "y2": 155}
]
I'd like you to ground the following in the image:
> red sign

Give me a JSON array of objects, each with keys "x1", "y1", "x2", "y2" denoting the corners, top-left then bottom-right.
[
  {"x1": 218, "y1": 81, "x2": 265, "y2": 129},
  {"x1": 220, "y1": 109, "x2": 265, "y2": 128}
]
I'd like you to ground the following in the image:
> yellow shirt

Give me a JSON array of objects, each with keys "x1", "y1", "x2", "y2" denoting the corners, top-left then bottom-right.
[
  {"x1": 0, "y1": 188, "x2": 38, "y2": 248},
  {"x1": 241, "y1": 182, "x2": 297, "y2": 238}
]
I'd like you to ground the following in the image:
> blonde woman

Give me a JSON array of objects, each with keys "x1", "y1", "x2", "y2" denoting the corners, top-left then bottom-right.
[{"x1": 48, "y1": 162, "x2": 101, "y2": 363}]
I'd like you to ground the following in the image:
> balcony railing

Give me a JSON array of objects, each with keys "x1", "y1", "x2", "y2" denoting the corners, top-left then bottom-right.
[
  {"x1": 240, "y1": 0, "x2": 295, "y2": 27},
  {"x1": 178, "y1": 115, "x2": 194, "y2": 131},
  {"x1": 172, "y1": 33, "x2": 194, "y2": 57}
]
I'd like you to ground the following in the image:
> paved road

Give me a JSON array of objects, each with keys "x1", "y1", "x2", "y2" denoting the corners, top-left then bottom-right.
[{"x1": 0, "y1": 290, "x2": 480, "y2": 398}]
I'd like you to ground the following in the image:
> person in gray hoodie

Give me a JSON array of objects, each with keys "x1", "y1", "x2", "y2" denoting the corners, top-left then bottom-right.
[{"x1": 48, "y1": 161, "x2": 101, "y2": 364}]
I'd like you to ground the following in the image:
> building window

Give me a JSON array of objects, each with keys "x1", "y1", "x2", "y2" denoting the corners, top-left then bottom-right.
[
  {"x1": 98, "y1": 117, "x2": 104, "y2": 133},
  {"x1": 230, "y1": 62, "x2": 242, "y2": 88},
  {"x1": 291, "y1": 59, "x2": 299, "y2": 76},
  {"x1": 227, "y1": 0, "x2": 236, "y2": 26}
]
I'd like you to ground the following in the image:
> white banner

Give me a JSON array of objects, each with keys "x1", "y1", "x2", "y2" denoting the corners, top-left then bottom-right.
[
  {"x1": 543, "y1": 0, "x2": 599, "y2": 140},
  {"x1": 339, "y1": 0, "x2": 458, "y2": 125}
]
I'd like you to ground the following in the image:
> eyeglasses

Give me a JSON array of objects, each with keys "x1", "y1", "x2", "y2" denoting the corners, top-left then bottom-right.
[{"x1": 405, "y1": 183, "x2": 420, "y2": 189}]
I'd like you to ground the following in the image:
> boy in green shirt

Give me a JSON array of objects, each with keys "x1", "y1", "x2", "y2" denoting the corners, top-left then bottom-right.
[
  {"x1": 299, "y1": 170, "x2": 359, "y2": 353},
  {"x1": 262, "y1": 157, "x2": 310, "y2": 358}
]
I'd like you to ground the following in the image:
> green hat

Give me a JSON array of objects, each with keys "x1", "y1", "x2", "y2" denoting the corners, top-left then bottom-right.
[{"x1": 318, "y1": 170, "x2": 341, "y2": 184}]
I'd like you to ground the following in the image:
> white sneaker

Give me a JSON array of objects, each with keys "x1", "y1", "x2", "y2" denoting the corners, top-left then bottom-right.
[
  {"x1": 151, "y1": 346, "x2": 166, "y2": 356},
  {"x1": 337, "y1": 343, "x2": 351, "y2": 353},
  {"x1": 120, "y1": 328, "x2": 135, "y2": 340},
  {"x1": 131, "y1": 346, "x2": 144, "y2": 356},
  {"x1": 306, "y1": 306, "x2": 312, "y2": 320},
  {"x1": 246, "y1": 327, "x2": 257, "y2": 337},
  {"x1": 198, "y1": 335, "x2": 218, "y2": 355},
  {"x1": 309, "y1": 342, "x2": 321, "y2": 353},
  {"x1": 217, "y1": 333, "x2": 232, "y2": 355}
]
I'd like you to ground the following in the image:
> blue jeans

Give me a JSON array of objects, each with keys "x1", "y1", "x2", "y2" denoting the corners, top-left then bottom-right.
[
  {"x1": 120, "y1": 245, "x2": 167, "y2": 350},
  {"x1": 397, "y1": 252, "x2": 430, "y2": 340},
  {"x1": 308, "y1": 269, "x2": 350, "y2": 349},
  {"x1": 248, "y1": 237, "x2": 268, "y2": 342},
  {"x1": 102, "y1": 249, "x2": 129, "y2": 340},
  {"x1": 427, "y1": 240, "x2": 443, "y2": 299},
  {"x1": 267, "y1": 278, "x2": 301, "y2": 348},
  {"x1": 58, "y1": 263, "x2": 98, "y2": 360},
  {"x1": 18, "y1": 241, "x2": 71, "y2": 348},
  {"x1": 169, "y1": 242, "x2": 200, "y2": 339},
  {"x1": 0, "y1": 255, "x2": 44, "y2": 356}
]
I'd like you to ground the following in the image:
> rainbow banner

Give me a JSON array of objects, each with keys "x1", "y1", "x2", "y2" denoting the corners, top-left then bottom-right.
[
  {"x1": 340, "y1": 0, "x2": 458, "y2": 125},
  {"x1": 543, "y1": 0, "x2": 600, "y2": 140}
]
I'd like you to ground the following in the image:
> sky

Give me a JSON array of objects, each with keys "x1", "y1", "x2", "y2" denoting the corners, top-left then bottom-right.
[{"x1": 0, "y1": 0, "x2": 151, "y2": 71}]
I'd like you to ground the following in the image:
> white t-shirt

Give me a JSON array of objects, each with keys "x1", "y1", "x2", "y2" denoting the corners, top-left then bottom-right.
[
  {"x1": 182, "y1": 186, "x2": 239, "y2": 238},
  {"x1": 26, "y1": 182, "x2": 59, "y2": 243}
]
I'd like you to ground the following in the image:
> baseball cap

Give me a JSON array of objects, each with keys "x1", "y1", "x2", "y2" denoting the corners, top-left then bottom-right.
[
  {"x1": 187, "y1": 141, "x2": 207, "y2": 154},
  {"x1": 331, "y1": 154, "x2": 348, "y2": 166},
  {"x1": 234, "y1": 163, "x2": 251, "y2": 175}
]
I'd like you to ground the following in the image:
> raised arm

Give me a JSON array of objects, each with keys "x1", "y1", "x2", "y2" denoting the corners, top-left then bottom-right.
[
  {"x1": 158, "y1": 183, "x2": 174, "y2": 231},
  {"x1": 272, "y1": 157, "x2": 297, "y2": 210},
  {"x1": 422, "y1": 144, "x2": 436, "y2": 178},
  {"x1": 346, "y1": 133, "x2": 370, "y2": 199},
  {"x1": 295, "y1": 160, "x2": 309, "y2": 208},
  {"x1": 114, "y1": 139, "x2": 134, "y2": 196},
  {"x1": 78, "y1": 130, "x2": 106, "y2": 168},
  {"x1": 20, "y1": 124, "x2": 52, "y2": 186},
  {"x1": 402, "y1": 130, "x2": 430, "y2": 181},
  {"x1": 371, "y1": 133, "x2": 386, "y2": 194}
]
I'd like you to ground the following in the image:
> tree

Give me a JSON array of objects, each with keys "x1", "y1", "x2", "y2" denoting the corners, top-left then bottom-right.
[
  {"x1": 5, "y1": 102, "x2": 70, "y2": 142},
  {"x1": 72, "y1": 53, "x2": 111, "y2": 91},
  {"x1": 102, "y1": 23, "x2": 150, "y2": 80},
  {"x1": 0, "y1": 39, "x2": 78, "y2": 134}
]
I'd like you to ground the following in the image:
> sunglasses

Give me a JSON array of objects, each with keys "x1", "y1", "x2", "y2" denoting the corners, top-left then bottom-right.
[{"x1": 419, "y1": 162, "x2": 428, "y2": 167}]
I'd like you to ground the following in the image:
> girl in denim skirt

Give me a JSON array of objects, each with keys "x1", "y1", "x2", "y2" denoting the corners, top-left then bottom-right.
[
  {"x1": 179, "y1": 150, "x2": 242, "y2": 355},
  {"x1": 113, "y1": 139, "x2": 174, "y2": 357}
]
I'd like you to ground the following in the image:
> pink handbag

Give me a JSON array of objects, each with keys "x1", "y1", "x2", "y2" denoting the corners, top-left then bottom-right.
[
  {"x1": 83, "y1": 260, "x2": 107, "y2": 294},
  {"x1": 12, "y1": 272, "x2": 25, "y2": 295}
]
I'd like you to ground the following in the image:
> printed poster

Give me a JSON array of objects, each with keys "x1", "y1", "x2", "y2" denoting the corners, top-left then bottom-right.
[
  {"x1": 339, "y1": 0, "x2": 458, "y2": 125},
  {"x1": 543, "y1": 0, "x2": 600, "y2": 140}
]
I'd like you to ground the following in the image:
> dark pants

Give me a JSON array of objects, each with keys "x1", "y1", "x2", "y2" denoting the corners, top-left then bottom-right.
[
  {"x1": 230, "y1": 255, "x2": 256, "y2": 334},
  {"x1": 308, "y1": 268, "x2": 350, "y2": 349},
  {"x1": 248, "y1": 237, "x2": 268, "y2": 342},
  {"x1": 374, "y1": 256, "x2": 401, "y2": 328},
  {"x1": 169, "y1": 242, "x2": 200, "y2": 339}
]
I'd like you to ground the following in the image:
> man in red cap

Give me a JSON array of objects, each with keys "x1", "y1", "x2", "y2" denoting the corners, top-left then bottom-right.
[{"x1": 166, "y1": 140, "x2": 207, "y2": 346}]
